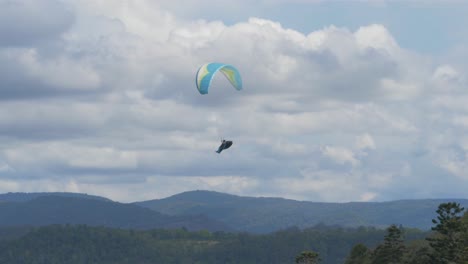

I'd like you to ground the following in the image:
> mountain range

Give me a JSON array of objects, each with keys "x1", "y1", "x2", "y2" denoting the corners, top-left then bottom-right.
[
  {"x1": 136, "y1": 190, "x2": 468, "y2": 233},
  {"x1": 0, "y1": 193, "x2": 229, "y2": 232},
  {"x1": 1, "y1": 190, "x2": 467, "y2": 233}
]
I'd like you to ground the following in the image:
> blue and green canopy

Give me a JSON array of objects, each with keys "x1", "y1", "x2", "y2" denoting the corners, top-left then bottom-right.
[{"x1": 195, "y1": 63, "x2": 242, "y2": 94}]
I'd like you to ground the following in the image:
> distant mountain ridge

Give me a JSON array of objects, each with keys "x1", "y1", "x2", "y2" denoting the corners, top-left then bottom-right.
[
  {"x1": 0, "y1": 194, "x2": 230, "y2": 232},
  {"x1": 0, "y1": 192, "x2": 111, "y2": 202},
  {"x1": 2, "y1": 190, "x2": 467, "y2": 234},
  {"x1": 136, "y1": 190, "x2": 468, "y2": 233}
]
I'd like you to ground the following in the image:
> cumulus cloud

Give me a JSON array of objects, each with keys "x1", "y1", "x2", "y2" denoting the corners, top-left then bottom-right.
[
  {"x1": 0, "y1": 0, "x2": 467, "y2": 202},
  {"x1": 322, "y1": 146, "x2": 360, "y2": 167},
  {"x1": 433, "y1": 65, "x2": 460, "y2": 82}
]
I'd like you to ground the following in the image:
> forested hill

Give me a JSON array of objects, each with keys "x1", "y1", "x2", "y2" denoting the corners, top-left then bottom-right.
[
  {"x1": 0, "y1": 195, "x2": 230, "y2": 232},
  {"x1": 2, "y1": 191, "x2": 467, "y2": 234},
  {"x1": 0, "y1": 224, "x2": 429, "y2": 264},
  {"x1": 136, "y1": 190, "x2": 468, "y2": 233}
]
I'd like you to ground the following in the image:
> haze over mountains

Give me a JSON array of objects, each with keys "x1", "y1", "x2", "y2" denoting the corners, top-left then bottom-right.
[{"x1": 1, "y1": 191, "x2": 467, "y2": 233}]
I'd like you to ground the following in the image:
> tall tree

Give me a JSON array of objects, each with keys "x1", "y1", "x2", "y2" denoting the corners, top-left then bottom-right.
[
  {"x1": 427, "y1": 202, "x2": 465, "y2": 263},
  {"x1": 295, "y1": 250, "x2": 320, "y2": 264},
  {"x1": 371, "y1": 224, "x2": 406, "y2": 264},
  {"x1": 461, "y1": 212, "x2": 468, "y2": 263}
]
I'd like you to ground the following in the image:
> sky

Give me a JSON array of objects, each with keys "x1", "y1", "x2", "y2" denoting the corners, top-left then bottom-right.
[{"x1": 1, "y1": 0, "x2": 468, "y2": 203}]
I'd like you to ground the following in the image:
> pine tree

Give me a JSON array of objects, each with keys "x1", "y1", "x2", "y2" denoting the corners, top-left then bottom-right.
[
  {"x1": 371, "y1": 224, "x2": 406, "y2": 264},
  {"x1": 427, "y1": 202, "x2": 465, "y2": 264}
]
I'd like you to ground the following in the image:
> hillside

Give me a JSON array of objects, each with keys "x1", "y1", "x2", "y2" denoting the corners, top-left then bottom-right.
[
  {"x1": 136, "y1": 190, "x2": 468, "y2": 233},
  {"x1": 0, "y1": 224, "x2": 429, "y2": 264},
  {"x1": 2, "y1": 190, "x2": 466, "y2": 234},
  {"x1": 0, "y1": 195, "x2": 230, "y2": 232}
]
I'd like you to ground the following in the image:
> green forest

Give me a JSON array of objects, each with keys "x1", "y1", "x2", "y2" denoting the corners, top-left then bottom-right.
[
  {"x1": 0, "y1": 202, "x2": 466, "y2": 264},
  {"x1": 345, "y1": 202, "x2": 468, "y2": 264}
]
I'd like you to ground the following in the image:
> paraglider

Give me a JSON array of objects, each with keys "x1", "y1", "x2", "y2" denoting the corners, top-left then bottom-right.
[
  {"x1": 195, "y1": 62, "x2": 242, "y2": 153},
  {"x1": 216, "y1": 139, "x2": 233, "y2": 154},
  {"x1": 196, "y1": 63, "x2": 242, "y2": 94}
]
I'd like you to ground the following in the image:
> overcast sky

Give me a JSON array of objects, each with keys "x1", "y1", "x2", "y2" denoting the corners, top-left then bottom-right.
[{"x1": 1, "y1": 0, "x2": 468, "y2": 202}]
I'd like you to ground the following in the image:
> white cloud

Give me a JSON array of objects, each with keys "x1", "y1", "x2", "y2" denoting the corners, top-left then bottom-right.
[
  {"x1": 67, "y1": 147, "x2": 138, "y2": 170},
  {"x1": 15, "y1": 49, "x2": 101, "y2": 90},
  {"x1": 433, "y1": 65, "x2": 460, "y2": 82},
  {"x1": 355, "y1": 133, "x2": 376, "y2": 150},
  {"x1": 322, "y1": 146, "x2": 360, "y2": 167},
  {"x1": 437, "y1": 149, "x2": 468, "y2": 181},
  {"x1": 379, "y1": 78, "x2": 420, "y2": 101},
  {"x1": 270, "y1": 169, "x2": 395, "y2": 202},
  {"x1": 355, "y1": 24, "x2": 399, "y2": 55},
  {"x1": 440, "y1": 160, "x2": 468, "y2": 181},
  {"x1": 359, "y1": 192, "x2": 377, "y2": 202}
]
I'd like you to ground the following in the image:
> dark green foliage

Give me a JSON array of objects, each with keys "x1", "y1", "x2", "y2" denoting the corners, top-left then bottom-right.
[
  {"x1": 345, "y1": 244, "x2": 371, "y2": 264},
  {"x1": 0, "y1": 224, "x2": 426, "y2": 264},
  {"x1": 295, "y1": 250, "x2": 320, "y2": 264},
  {"x1": 427, "y1": 202, "x2": 466, "y2": 263},
  {"x1": 0, "y1": 226, "x2": 35, "y2": 241},
  {"x1": 462, "y1": 213, "x2": 468, "y2": 263},
  {"x1": 0, "y1": 225, "x2": 215, "y2": 264},
  {"x1": 371, "y1": 224, "x2": 405, "y2": 264},
  {"x1": 401, "y1": 240, "x2": 432, "y2": 264},
  {"x1": 344, "y1": 202, "x2": 468, "y2": 264}
]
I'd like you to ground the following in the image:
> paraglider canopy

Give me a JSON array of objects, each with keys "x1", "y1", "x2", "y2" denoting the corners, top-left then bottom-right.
[{"x1": 196, "y1": 63, "x2": 242, "y2": 94}]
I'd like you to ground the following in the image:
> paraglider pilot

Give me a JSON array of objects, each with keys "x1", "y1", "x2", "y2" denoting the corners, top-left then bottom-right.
[{"x1": 216, "y1": 140, "x2": 233, "y2": 153}]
